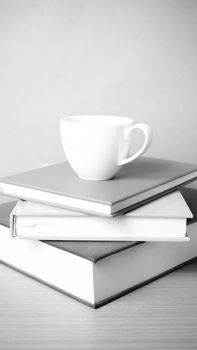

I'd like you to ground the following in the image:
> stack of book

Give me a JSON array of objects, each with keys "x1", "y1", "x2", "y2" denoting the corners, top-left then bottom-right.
[{"x1": 0, "y1": 157, "x2": 197, "y2": 308}]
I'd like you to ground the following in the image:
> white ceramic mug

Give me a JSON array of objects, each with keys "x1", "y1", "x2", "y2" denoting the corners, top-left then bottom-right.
[{"x1": 60, "y1": 115, "x2": 152, "y2": 181}]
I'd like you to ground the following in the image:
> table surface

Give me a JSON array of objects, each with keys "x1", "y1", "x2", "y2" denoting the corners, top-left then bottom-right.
[{"x1": 0, "y1": 260, "x2": 197, "y2": 350}]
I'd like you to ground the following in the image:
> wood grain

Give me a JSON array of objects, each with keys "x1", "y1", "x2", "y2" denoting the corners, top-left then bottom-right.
[{"x1": 0, "y1": 260, "x2": 197, "y2": 349}]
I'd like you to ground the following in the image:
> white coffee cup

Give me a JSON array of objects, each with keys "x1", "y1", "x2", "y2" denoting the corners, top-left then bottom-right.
[{"x1": 60, "y1": 115, "x2": 152, "y2": 181}]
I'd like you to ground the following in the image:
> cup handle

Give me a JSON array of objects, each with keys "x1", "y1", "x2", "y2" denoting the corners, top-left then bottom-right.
[{"x1": 118, "y1": 123, "x2": 153, "y2": 166}]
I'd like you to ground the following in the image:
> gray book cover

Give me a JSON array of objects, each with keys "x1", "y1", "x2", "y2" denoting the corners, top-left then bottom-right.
[{"x1": 0, "y1": 157, "x2": 197, "y2": 216}]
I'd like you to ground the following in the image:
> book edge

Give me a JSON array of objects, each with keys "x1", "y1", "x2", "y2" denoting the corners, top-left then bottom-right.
[
  {"x1": 1, "y1": 256, "x2": 197, "y2": 309},
  {"x1": 94, "y1": 256, "x2": 197, "y2": 308},
  {"x1": 1, "y1": 216, "x2": 196, "y2": 263},
  {"x1": 1, "y1": 163, "x2": 197, "y2": 217}
]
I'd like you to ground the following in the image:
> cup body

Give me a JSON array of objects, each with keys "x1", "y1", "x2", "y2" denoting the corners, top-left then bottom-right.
[{"x1": 60, "y1": 115, "x2": 134, "y2": 180}]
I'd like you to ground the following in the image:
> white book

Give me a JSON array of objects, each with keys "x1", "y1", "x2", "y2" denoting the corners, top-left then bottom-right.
[{"x1": 10, "y1": 191, "x2": 193, "y2": 241}]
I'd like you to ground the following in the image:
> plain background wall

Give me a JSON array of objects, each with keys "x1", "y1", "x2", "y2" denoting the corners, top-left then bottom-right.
[{"x1": 0, "y1": 0, "x2": 197, "y2": 177}]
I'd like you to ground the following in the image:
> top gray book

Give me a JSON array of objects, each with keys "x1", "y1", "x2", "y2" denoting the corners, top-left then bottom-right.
[{"x1": 0, "y1": 157, "x2": 197, "y2": 216}]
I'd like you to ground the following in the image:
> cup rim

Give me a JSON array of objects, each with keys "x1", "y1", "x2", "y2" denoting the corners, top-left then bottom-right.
[{"x1": 60, "y1": 115, "x2": 133, "y2": 126}]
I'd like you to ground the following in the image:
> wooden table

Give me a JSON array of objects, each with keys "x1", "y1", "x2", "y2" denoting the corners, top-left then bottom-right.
[{"x1": 0, "y1": 260, "x2": 197, "y2": 349}]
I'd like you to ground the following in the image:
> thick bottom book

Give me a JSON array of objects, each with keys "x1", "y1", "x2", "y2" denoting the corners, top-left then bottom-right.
[{"x1": 0, "y1": 184, "x2": 197, "y2": 308}]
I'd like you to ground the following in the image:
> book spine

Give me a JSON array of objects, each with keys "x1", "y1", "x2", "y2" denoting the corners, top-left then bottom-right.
[{"x1": 10, "y1": 214, "x2": 17, "y2": 238}]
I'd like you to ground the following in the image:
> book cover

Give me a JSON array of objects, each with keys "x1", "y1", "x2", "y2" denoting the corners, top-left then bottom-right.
[{"x1": 0, "y1": 157, "x2": 197, "y2": 216}]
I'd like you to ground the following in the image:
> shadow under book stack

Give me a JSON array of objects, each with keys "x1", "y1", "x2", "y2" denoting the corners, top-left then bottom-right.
[{"x1": 0, "y1": 157, "x2": 197, "y2": 308}]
